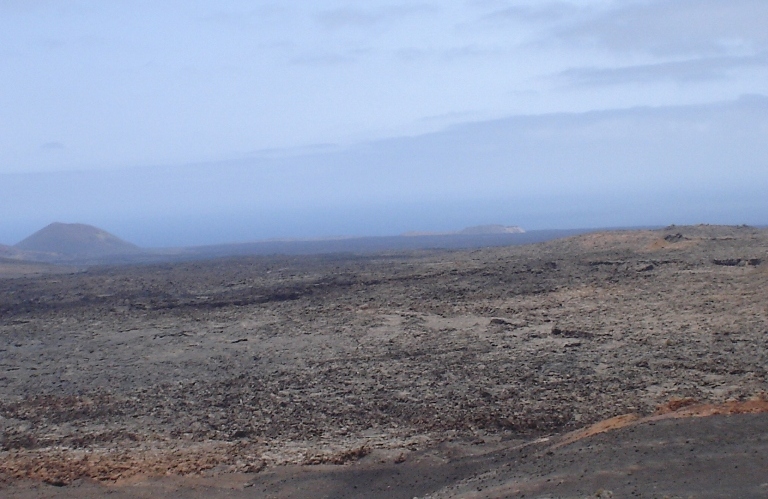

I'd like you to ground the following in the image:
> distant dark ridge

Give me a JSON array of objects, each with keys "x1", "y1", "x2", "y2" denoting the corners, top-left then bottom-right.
[
  {"x1": 170, "y1": 229, "x2": 595, "y2": 261},
  {"x1": 14, "y1": 222, "x2": 141, "y2": 258}
]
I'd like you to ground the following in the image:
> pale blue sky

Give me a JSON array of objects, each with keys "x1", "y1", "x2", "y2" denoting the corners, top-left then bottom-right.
[{"x1": 2, "y1": 1, "x2": 768, "y2": 245}]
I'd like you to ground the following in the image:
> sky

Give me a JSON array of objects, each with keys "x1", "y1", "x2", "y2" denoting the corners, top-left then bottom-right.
[{"x1": 1, "y1": 0, "x2": 768, "y2": 246}]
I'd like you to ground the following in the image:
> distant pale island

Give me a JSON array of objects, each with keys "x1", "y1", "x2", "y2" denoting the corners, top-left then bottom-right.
[{"x1": 401, "y1": 224, "x2": 525, "y2": 236}]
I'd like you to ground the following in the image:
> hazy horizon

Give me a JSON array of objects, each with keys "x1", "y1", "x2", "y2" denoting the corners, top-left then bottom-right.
[{"x1": 2, "y1": 1, "x2": 768, "y2": 247}]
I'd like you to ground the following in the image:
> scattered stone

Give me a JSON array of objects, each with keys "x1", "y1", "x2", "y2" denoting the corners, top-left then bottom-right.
[
  {"x1": 1, "y1": 224, "x2": 767, "y2": 491},
  {"x1": 713, "y1": 258, "x2": 741, "y2": 266},
  {"x1": 664, "y1": 233, "x2": 684, "y2": 242}
]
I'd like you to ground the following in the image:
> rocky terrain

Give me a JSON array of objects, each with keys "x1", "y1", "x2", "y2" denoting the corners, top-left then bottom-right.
[{"x1": 1, "y1": 224, "x2": 767, "y2": 497}]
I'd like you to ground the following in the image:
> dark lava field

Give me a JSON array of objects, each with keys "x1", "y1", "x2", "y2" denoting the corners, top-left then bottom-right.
[{"x1": 1, "y1": 225, "x2": 767, "y2": 498}]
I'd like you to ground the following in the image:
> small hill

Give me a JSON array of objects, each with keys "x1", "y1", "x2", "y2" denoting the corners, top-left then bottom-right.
[{"x1": 14, "y1": 222, "x2": 141, "y2": 259}]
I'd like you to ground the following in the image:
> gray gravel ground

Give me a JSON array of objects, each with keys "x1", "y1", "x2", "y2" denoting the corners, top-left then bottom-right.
[{"x1": 1, "y1": 225, "x2": 767, "y2": 496}]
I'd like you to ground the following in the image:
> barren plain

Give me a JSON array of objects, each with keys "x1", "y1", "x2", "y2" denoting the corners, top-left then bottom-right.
[{"x1": 1, "y1": 225, "x2": 767, "y2": 497}]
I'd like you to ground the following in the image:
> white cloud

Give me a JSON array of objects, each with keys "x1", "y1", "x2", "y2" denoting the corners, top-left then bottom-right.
[
  {"x1": 479, "y1": 2, "x2": 585, "y2": 24},
  {"x1": 2, "y1": 0, "x2": 767, "y2": 176},
  {"x1": 313, "y1": 4, "x2": 438, "y2": 30},
  {"x1": 200, "y1": 5, "x2": 288, "y2": 30},
  {"x1": 559, "y1": 53, "x2": 768, "y2": 86},
  {"x1": 556, "y1": 0, "x2": 768, "y2": 57}
]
